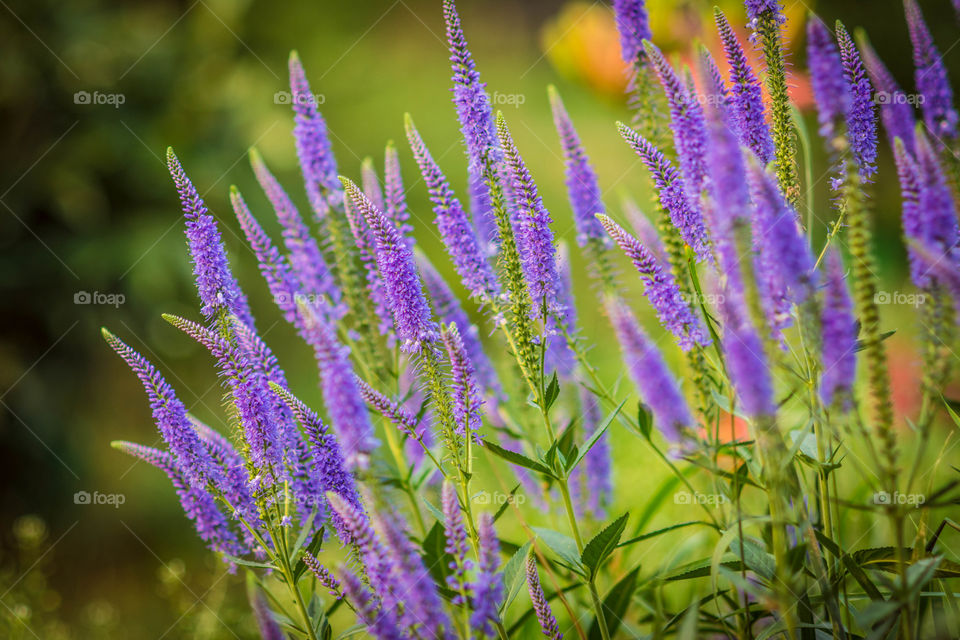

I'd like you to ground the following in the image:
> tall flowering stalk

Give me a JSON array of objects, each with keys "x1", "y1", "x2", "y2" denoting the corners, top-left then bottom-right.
[{"x1": 613, "y1": 0, "x2": 669, "y2": 148}]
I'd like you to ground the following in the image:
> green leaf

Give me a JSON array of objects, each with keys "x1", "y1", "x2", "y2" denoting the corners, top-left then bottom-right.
[
  {"x1": 422, "y1": 522, "x2": 453, "y2": 585},
  {"x1": 676, "y1": 596, "x2": 700, "y2": 640},
  {"x1": 493, "y1": 484, "x2": 522, "y2": 523},
  {"x1": 421, "y1": 496, "x2": 445, "y2": 524},
  {"x1": 569, "y1": 399, "x2": 626, "y2": 472},
  {"x1": 587, "y1": 566, "x2": 639, "y2": 640},
  {"x1": 499, "y1": 540, "x2": 532, "y2": 613},
  {"x1": 532, "y1": 528, "x2": 585, "y2": 575},
  {"x1": 618, "y1": 521, "x2": 711, "y2": 548},
  {"x1": 223, "y1": 554, "x2": 275, "y2": 570},
  {"x1": 544, "y1": 371, "x2": 560, "y2": 411},
  {"x1": 854, "y1": 329, "x2": 895, "y2": 352},
  {"x1": 581, "y1": 513, "x2": 629, "y2": 577},
  {"x1": 664, "y1": 555, "x2": 743, "y2": 581},
  {"x1": 636, "y1": 402, "x2": 652, "y2": 441},
  {"x1": 483, "y1": 440, "x2": 554, "y2": 475}
]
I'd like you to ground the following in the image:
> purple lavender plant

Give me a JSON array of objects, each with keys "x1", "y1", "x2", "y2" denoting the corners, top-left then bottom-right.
[
  {"x1": 441, "y1": 323, "x2": 484, "y2": 440},
  {"x1": 836, "y1": 22, "x2": 879, "y2": 177},
  {"x1": 807, "y1": 17, "x2": 850, "y2": 142},
  {"x1": 526, "y1": 553, "x2": 562, "y2": 640},
  {"x1": 442, "y1": 481, "x2": 471, "y2": 599},
  {"x1": 904, "y1": 0, "x2": 959, "y2": 141},
  {"x1": 858, "y1": 36, "x2": 917, "y2": 152},
  {"x1": 612, "y1": 0, "x2": 652, "y2": 65},
  {"x1": 470, "y1": 513, "x2": 502, "y2": 636},
  {"x1": 820, "y1": 250, "x2": 857, "y2": 410}
]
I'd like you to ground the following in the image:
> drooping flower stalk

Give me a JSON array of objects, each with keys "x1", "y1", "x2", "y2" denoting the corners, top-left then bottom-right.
[
  {"x1": 857, "y1": 34, "x2": 916, "y2": 152},
  {"x1": 819, "y1": 249, "x2": 857, "y2": 411},
  {"x1": 836, "y1": 22, "x2": 879, "y2": 178},
  {"x1": 470, "y1": 512, "x2": 503, "y2": 637},
  {"x1": 112, "y1": 441, "x2": 244, "y2": 556},
  {"x1": 405, "y1": 114, "x2": 500, "y2": 302},
  {"x1": 597, "y1": 214, "x2": 708, "y2": 351},
  {"x1": 526, "y1": 553, "x2": 562, "y2": 640},
  {"x1": 301, "y1": 552, "x2": 341, "y2": 598},
  {"x1": 904, "y1": 0, "x2": 959, "y2": 143},
  {"x1": 354, "y1": 375, "x2": 424, "y2": 444},
  {"x1": 745, "y1": 0, "x2": 800, "y2": 205},
  {"x1": 617, "y1": 123, "x2": 709, "y2": 260},
  {"x1": 167, "y1": 148, "x2": 255, "y2": 330},
  {"x1": 714, "y1": 8, "x2": 774, "y2": 164}
]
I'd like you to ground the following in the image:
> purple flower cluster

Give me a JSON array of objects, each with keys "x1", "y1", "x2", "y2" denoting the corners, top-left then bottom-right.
[
  {"x1": 290, "y1": 52, "x2": 341, "y2": 217},
  {"x1": 526, "y1": 554, "x2": 562, "y2": 640},
  {"x1": 820, "y1": 250, "x2": 857, "y2": 409},
  {"x1": 807, "y1": 18, "x2": 850, "y2": 141},
  {"x1": 612, "y1": 0, "x2": 652, "y2": 65},
  {"x1": 905, "y1": 0, "x2": 958, "y2": 141}
]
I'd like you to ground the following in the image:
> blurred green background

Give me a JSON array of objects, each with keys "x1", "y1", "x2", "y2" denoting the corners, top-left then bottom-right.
[{"x1": 1, "y1": 0, "x2": 958, "y2": 637}]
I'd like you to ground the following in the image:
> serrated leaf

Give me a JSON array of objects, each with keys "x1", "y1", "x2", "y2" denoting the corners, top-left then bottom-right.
[
  {"x1": 533, "y1": 527, "x2": 585, "y2": 575},
  {"x1": 588, "y1": 566, "x2": 639, "y2": 640},
  {"x1": 581, "y1": 513, "x2": 629, "y2": 577},
  {"x1": 483, "y1": 440, "x2": 554, "y2": 475},
  {"x1": 544, "y1": 371, "x2": 560, "y2": 410},
  {"x1": 499, "y1": 540, "x2": 532, "y2": 613}
]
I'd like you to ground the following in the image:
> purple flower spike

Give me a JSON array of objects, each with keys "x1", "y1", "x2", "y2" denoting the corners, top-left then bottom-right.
[
  {"x1": 343, "y1": 190, "x2": 393, "y2": 337},
  {"x1": 361, "y1": 158, "x2": 385, "y2": 212},
  {"x1": 643, "y1": 41, "x2": 709, "y2": 209},
  {"x1": 471, "y1": 513, "x2": 503, "y2": 636},
  {"x1": 746, "y1": 158, "x2": 817, "y2": 304},
  {"x1": 612, "y1": 0, "x2": 652, "y2": 65},
  {"x1": 859, "y1": 38, "x2": 916, "y2": 152},
  {"x1": 526, "y1": 554, "x2": 562, "y2": 640},
  {"x1": 405, "y1": 115, "x2": 500, "y2": 301},
  {"x1": 893, "y1": 137, "x2": 925, "y2": 286},
  {"x1": 605, "y1": 297, "x2": 694, "y2": 443},
  {"x1": 340, "y1": 571, "x2": 404, "y2": 640},
  {"x1": 836, "y1": 23, "x2": 879, "y2": 178},
  {"x1": 548, "y1": 87, "x2": 609, "y2": 248},
  {"x1": 342, "y1": 177, "x2": 439, "y2": 352},
  {"x1": 597, "y1": 214, "x2": 709, "y2": 351},
  {"x1": 622, "y1": 196, "x2": 667, "y2": 263},
  {"x1": 745, "y1": 0, "x2": 785, "y2": 26},
  {"x1": 441, "y1": 323, "x2": 484, "y2": 441},
  {"x1": 717, "y1": 284, "x2": 775, "y2": 418},
  {"x1": 113, "y1": 441, "x2": 244, "y2": 556},
  {"x1": 905, "y1": 0, "x2": 959, "y2": 140},
  {"x1": 384, "y1": 142, "x2": 413, "y2": 244},
  {"x1": 327, "y1": 494, "x2": 390, "y2": 595},
  {"x1": 289, "y1": 52, "x2": 341, "y2": 218},
  {"x1": 442, "y1": 481, "x2": 471, "y2": 599},
  {"x1": 496, "y1": 114, "x2": 561, "y2": 313},
  {"x1": 912, "y1": 131, "x2": 960, "y2": 285},
  {"x1": 103, "y1": 330, "x2": 218, "y2": 488},
  {"x1": 249, "y1": 585, "x2": 285, "y2": 640},
  {"x1": 417, "y1": 254, "x2": 503, "y2": 403},
  {"x1": 580, "y1": 389, "x2": 611, "y2": 517},
  {"x1": 807, "y1": 17, "x2": 850, "y2": 141},
  {"x1": 355, "y1": 375, "x2": 424, "y2": 443},
  {"x1": 299, "y1": 304, "x2": 378, "y2": 465},
  {"x1": 302, "y1": 552, "x2": 341, "y2": 598},
  {"x1": 547, "y1": 243, "x2": 577, "y2": 379},
  {"x1": 715, "y1": 9, "x2": 774, "y2": 164},
  {"x1": 617, "y1": 123, "x2": 709, "y2": 259},
  {"x1": 820, "y1": 249, "x2": 857, "y2": 410},
  {"x1": 167, "y1": 149, "x2": 254, "y2": 328},
  {"x1": 249, "y1": 150, "x2": 341, "y2": 313}
]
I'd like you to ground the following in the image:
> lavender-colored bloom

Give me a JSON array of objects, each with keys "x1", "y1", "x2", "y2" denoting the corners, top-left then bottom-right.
[
  {"x1": 644, "y1": 41, "x2": 709, "y2": 212},
  {"x1": 342, "y1": 178, "x2": 439, "y2": 352},
  {"x1": 911, "y1": 131, "x2": 960, "y2": 285},
  {"x1": 103, "y1": 330, "x2": 218, "y2": 488},
  {"x1": 469, "y1": 166, "x2": 499, "y2": 256},
  {"x1": 164, "y1": 315, "x2": 282, "y2": 471},
  {"x1": 715, "y1": 9, "x2": 774, "y2": 163},
  {"x1": 820, "y1": 250, "x2": 857, "y2": 409},
  {"x1": 894, "y1": 138, "x2": 926, "y2": 286},
  {"x1": 905, "y1": 0, "x2": 959, "y2": 140},
  {"x1": 113, "y1": 441, "x2": 244, "y2": 556},
  {"x1": 746, "y1": 158, "x2": 817, "y2": 303},
  {"x1": 807, "y1": 17, "x2": 850, "y2": 141},
  {"x1": 612, "y1": 0, "x2": 652, "y2": 65},
  {"x1": 343, "y1": 191, "x2": 393, "y2": 337},
  {"x1": 597, "y1": 214, "x2": 709, "y2": 351},
  {"x1": 340, "y1": 571, "x2": 404, "y2": 640},
  {"x1": 744, "y1": 0, "x2": 785, "y2": 26},
  {"x1": 859, "y1": 37, "x2": 917, "y2": 152},
  {"x1": 444, "y1": 0, "x2": 500, "y2": 172},
  {"x1": 417, "y1": 254, "x2": 503, "y2": 404},
  {"x1": 302, "y1": 552, "x2": 341, "y2": 598},
  {"x1": 249, "y1": 585, "x2": 285, "y2": 640},
  {"x1": 355, "y1": 375, "x2": 424, "y2": 443},
  {"x1": 442, "y1": 481, "x2": 471, "y2": 599},
  {"x1": 621, "y1": 196, "x2": 667, "y2": 264},
  {"x1": 361, "y1": 158, "x2": 385, "y2": 212},
  {"x1": 605, "y1": 298, "x2": 694, "y2": 443},
  {"x1": 167, "y1": 149, "x2": 254, "y2": 328},
  {"x1": 249, "y1": 149, "x2": 341, "y2": 313},
  {"x1": 406, "y1": 116, "x2": 500, "y2": 301},
  {"x1": 549, "y1": 87, "x2": 609, "y2": 247},
  {"x1": 188, "y1": 415, "x2": 260, "y2": 532},
  {"x1": 299, "y1": 304, "x2": 378, "y2": 464},
  {"x1": 547, "y1": 243, "x2": 577, "y2": 379},
  {"x1": 384, "y1": 141, "x2": 413, "y2": 244},
  {"x1": 526, "y1": 554, "x2": 562, "y2": 640},
  {"x1": 698, "y1": 47, "x2": 729, "y2": 108},
  {"x1": 289, "y1": 52, "x2": 341, "y2": 218},
  {"x1": 375, "y1": 511, "x2": 455, "y2": 640},
  {"x1": 836, "y1": 23, "x2": 879, "y2": 178},
  {"x1": 717, "y1": 283, "x2": 776, "y2": 418},
  {"x1": 328, "y1": 494, "x2": 392, "y2": 595},
  {"x1": 496, "y1": 114, "x2": 561, "y2": 312},
  {"x1": 579, "y1": 388, "x2": 611, "y2": 517},
  {"x1": 617, "y1": 123, "x2": 709, "y2": 259},
  {"x1": 470, "y1": 513, "x2": 503, "y2": 636},
  {"x1": 441, "y1": 323, "x2": 484, "y2": 440}
]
